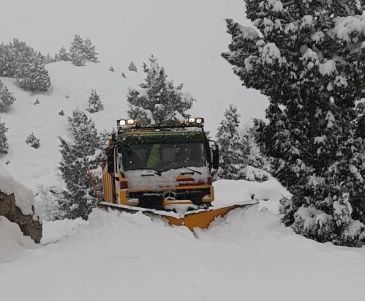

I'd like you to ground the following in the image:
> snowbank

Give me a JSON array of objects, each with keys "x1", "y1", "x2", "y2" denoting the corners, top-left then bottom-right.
[
  {"x1": 214, "y1": 178, "x2": 289, "y2": 213},
  {"x1": 1, "y1": 206, "x2": 365, "y2": 301},
  {"x1": 0, "y1": 216, "x2": 35, "y2": 263}
]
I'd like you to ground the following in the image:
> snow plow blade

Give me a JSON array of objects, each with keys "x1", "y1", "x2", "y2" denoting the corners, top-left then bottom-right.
[{"x1": 98, "y1": 201, "x2": 258, "y2": 230}]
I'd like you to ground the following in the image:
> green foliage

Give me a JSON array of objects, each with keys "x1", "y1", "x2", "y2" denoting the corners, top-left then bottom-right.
[
  {"x1": 127, "y1": 55, "x2": 194, "y2": 125},
  {"x1": 70, "y1": 35, "x2": 99, "y2": 66},
  {"x1": 0, "y1": 81, "x2": 15, "y2": 112},
  {"x1": 0, "y1": 119, "x2": 8, "y2": 156},
  {"x1": 87, "y1": 89, "x2": 104, "y2": 113},
  {"x1": 0, "y1": 39, "x2": 51, "y2": 92},
  {"x1": 223, "y1": 0, "x2": 365, "y2": 245},
  {"x1": 57, "y1": 110, "x2": 100, "y2": 220}
]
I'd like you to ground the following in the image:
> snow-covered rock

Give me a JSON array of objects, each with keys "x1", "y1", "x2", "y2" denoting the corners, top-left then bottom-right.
[{"x1": 0, "y1": 164, "x2": 42, "y2": 242}]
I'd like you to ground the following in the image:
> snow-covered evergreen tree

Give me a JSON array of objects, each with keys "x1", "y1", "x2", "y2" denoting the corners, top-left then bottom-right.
[
  {"x1": 0, "y1": 80, "x2": 15, "y2": 112},
  {"x1": 25, "y1": 133, "x2": 40, "y2": 149},
  {"x1": 223, "y1": 0, "x2": 365, "y2": 246},
  {"x1": 83, "y1": 38, "x2": 98, "y2": 63},
  {"x1": 57, "y1": 46, "x2": 71, "y2": 61},
  {"x1": 70, "y1": 35, "x2": 86, "y2": 66},
  {"x1": 128, "y1": 61, "x2": 137, "y2": 72},
  {"x1": 57, "y1": 110, "x2": 100, "y2": 220},
  {"x1": 216, "y1": 105, "x2": 249, "y2": 180},
  {"x1": 127, "y1": 55, "x2": 194, "y2": 125},
  {"x1": 87, "y1": 89, "x2": 104, "y2": 113},
  {"x1": 70, "y1": 35, "x2": 98, "y2": 66},
  {"x1": 16, "y1": 61, "x2": 51, "y2": 92},
  {"x1": 0, "y1": 39, "x2": 51, "y2": 91},
  {"x1": 0, "y1": 119, "x2": 8, "y2": 156}
]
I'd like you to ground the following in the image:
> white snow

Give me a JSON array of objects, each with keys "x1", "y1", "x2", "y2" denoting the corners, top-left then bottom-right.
[
  {"x1": 1, "y1": 204, "x2": 365, "y2": 301},
  {"x1": 312, "y1": 31, "x2": 325, "y2": 43},
  {"x1": 301, "y1": 15, "x2": 314, "y2": 28},
  {"x1": 260, "y1": 43, "x2": 283, "y2": 65},
  {"x1": 125, "y1": 167, "x2": 209, "y2": 189},
  {"x1": 325, "y1": 110, "x2": 336, "y2": 128},
  {"x1": 334, "y1": 15, "x2": 365, "y2": 43},
  {"x1": 319, "y1": 60, "x2": 337, "y2": 76},
  {"x1": 260, "y1": 0, "x2": 284, "y2": 12},
  {"x1": 0, "y1": 216, "x2": 35, "y2": 263},
  {"x1": 237, "y1": 24, "x2": 260, "y2": 41}
]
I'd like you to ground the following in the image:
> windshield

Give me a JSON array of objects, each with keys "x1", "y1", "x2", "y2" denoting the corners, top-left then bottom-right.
[{"x1": 122, "y1": 142, "x2": 207, "y2": 171}]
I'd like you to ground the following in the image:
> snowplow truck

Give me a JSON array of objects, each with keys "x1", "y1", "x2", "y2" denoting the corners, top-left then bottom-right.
[{"x1": 100, "y1": 117, "x2": 255, "y2": 230}]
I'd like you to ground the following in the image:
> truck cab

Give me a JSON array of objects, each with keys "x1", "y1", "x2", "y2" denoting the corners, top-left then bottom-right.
[{"x1": 102, "y1": 118, "x2": 219, "y2": 210}]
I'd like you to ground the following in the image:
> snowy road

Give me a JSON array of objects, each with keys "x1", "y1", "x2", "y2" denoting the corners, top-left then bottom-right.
[{"x1": 1, "y1": 206, "x2": 365, "y2": 301}]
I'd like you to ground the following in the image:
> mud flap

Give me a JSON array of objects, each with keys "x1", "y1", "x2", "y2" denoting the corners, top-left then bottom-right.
[{"x1": 98, "y1": 201, "x2": 258, "y2": 231}]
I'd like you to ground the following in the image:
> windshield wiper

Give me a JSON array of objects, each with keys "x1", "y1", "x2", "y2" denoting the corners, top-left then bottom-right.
[
  {"x1": 180, "y1": 167, "x2": 202, "y2": 175},
  {"x1": 141, "y1": 169, "x2": 163, "y2": 177}
]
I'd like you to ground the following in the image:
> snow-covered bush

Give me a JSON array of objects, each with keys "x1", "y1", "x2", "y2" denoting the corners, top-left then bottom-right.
[
  {"x1": 127, "y1": 55, "x2": 194, "y2": 125},
  {"x1": 35, "y1": 185, "x2": 63, "y2": 221},
  {"x1": 216, "y1": 105, "x2": 248, "y2": 180},
  {"x1": 223, "y1": 1, "x2": 365, "y2": 246},
  {"x1": 0, "y1": 119, "x2": 8, "y2": 156},
  {"x1": 87, "y1": 89, "x2": 104, "y2": 113},
  {"x1": 128, "y1": 61, "x2": 137, "y2": 72},
  {"x1": 70, "y1": 35, "x2": 99, "y2": 66},
  {"x1": 216, "y1": 105, "x2": 268, "y2": 181},
  {"x1": 0, "y1": 39, "x2": 51, "y2": 92},
  {"x1": 56, "y1": 46, "x2": 71, "y2": 61},
  {"x1": 57, "y1": 110, "x2": 100, "y2": 220},
  {"x1": 25, "y1": 133, "x2": 40, "y2": 149},
  {"x1": 0, "y1": 80, "x2": 15, "y2": 112},
  {"x1": 16, "y1": 62, "x2": 51, "y2": 92}
]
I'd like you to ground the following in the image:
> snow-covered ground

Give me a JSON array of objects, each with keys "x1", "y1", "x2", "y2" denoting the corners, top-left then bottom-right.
[{"x1": 1, "y1": 203, "x2": 365, "y2": 301}]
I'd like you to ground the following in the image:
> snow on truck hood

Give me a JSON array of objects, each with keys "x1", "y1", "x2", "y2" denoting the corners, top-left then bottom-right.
[{"x1": 124, "y1": 166, "x2": 209, "y2": 189}]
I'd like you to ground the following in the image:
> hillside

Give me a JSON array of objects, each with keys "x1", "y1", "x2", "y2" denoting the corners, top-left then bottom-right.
[{"x1": 0, "y1": 61, "x2": 264, "y2": 190}]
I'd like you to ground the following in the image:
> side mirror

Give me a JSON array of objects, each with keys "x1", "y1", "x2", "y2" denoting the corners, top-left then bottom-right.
[
  {"x1": 212, "y1": 147, "x2": 219, "y2": 170},
  {"x1": 209, "y1": 140, "x2": 219, "y2": 172}
]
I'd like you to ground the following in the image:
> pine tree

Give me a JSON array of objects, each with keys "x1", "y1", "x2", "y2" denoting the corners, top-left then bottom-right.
[
  {"x1": 57, "y1": 46, "x2": 71, "y2": 61},
  {"x1": 25, "y1": 133, "x2": 40, "y2": 149},
  {"x1": 57, "y1": 110, "x2": 100, "y2": 220},
  {"x1": 0, "y1": 119, "x2": 8, "y2": 156},
  {"x1": 16, "y1": 61, "x2": 51, "y2": 92},
  {"x1": 222, "y1": 1, "x2": 365, "y2": 246},
  {"x1": 127, "y1": 55, "x2": 194, "y2": 125},
  {"x1": 83, "y1": 38, "x2": 98, "y2": 63},
  {"x1": 87, "y1": 89, "x2": 104, "y2": 113},
  {"x1": 0, "y1": 81, "x2": 15, "y2": 112},
  {"x1": 70, "y1": 35, "x2": 98, "y2": 66},
  {"x1": 0, "y1": 39, "x2": 51, "y2": 91},
  {"x1": 128, "y1": 61, "x2": 137, "y2": 72},
  {"x1": 216, "y1": 105, "x2": 249, "y2": 180}
]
